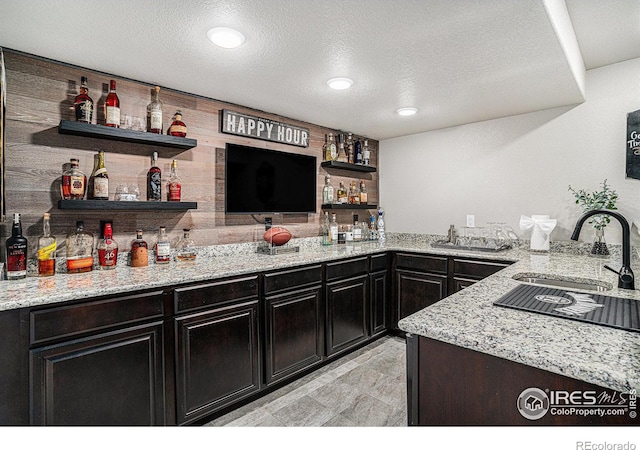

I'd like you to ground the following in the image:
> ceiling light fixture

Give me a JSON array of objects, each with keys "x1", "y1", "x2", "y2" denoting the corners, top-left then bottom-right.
[
  {"x1": 206, "y1": 27, "x2": 246, "y2": 49},
  {"x1": 396, "y1": 107, "x2": 418, "y2": 116},
  {"x1": 327, "y1": 77, "x2": 353, "y2": 90}
]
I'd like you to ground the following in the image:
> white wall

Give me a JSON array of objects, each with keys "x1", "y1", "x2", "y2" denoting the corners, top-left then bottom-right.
[{"x1": 379, "y1": 57, "x2": 640, "y2": 245}]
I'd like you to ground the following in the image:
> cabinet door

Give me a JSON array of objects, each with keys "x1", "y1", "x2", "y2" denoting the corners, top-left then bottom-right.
[
  {"x1": 30, "y1": 322, "x2": 165, "y2": 425},
  {"x1": 175, "y1": 299, "x2": 260, "y2": 425},
  {"x1": 370, "y1": 269, "x2": 389, "y2": 337},
  {"x1": 452, "y1": 276, "x2": 477, "y2": 293},
  {"x1": 264, "y1": 286, "x2": 323, "y2": 385},
  {"x1": 396, "y1": 269, "x2": 447, "y2": 323},
  {"x1": 326, "y1": 274, "x2": 368, "y2": 356}
]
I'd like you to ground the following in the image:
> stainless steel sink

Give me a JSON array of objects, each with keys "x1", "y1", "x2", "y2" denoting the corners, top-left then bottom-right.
[{"x1": 511, "y1": 273, "x2": 612, "y2": 292}]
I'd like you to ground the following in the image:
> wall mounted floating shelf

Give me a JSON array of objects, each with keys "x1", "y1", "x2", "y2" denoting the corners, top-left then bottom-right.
[
  {"x1": 320, "y1": 161, "x2": 376, "y2": 173},
  {"x1": 58, "y1": 200, "x2": 197, "y2": 211}
]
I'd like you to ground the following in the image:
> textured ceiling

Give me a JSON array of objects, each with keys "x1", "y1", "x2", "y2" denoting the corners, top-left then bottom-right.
[{"x1": 0, "y1": 0, "x2": 639, "y2": 140}]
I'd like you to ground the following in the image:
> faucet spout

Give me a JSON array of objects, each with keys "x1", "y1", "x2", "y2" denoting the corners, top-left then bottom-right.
[{"x1": 570, "y1": 209, "x2": 634, "y2": 290}]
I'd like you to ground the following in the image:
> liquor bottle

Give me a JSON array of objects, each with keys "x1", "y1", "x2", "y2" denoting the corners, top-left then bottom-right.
[
  {"x1": 353, "y1": 214, "x2": 362, "y2": 242},
  {"x1": 74, "y1": 76, "x2": 93, "y2": 124},
  {"x1": 147, "y1": 151, "x2": 162, "y2": 201},
  {"x1": 154, "y1": 226, "x2": 171, "y2": 264},
  {"x1": 322, "y1": 174, "x2": 334, "y2": 204},
  {"x1": 377, "y1": 208, "x2": 386, "y2": 244},
  {"x1": 175, "y1": 228, "x2": 197, "y2": 261},
  {"x1": 37, "y1": 213, "x2": 56, "y2": 277},
  {"x1": 104, "y1": 79, "x2": 120, "y2": 128},
  {"x1": 91, "y1": 150, "x2": 109, "y2": 200},
  {"x1": 329, "y1": 213, "x2": 339, "y2": 244},
  {"x1": 324, "y1": 133, "x2": 337, "y2": 161},
  {"x1": 345, "y1": 224, "x2": 354, "y2": 243},
  {"x1": 337, "y1": 182, "x2": 348, "y2": 204},
  {"x1": 359, "y1": 180, "x2": 368, "y2": 204},
  {"x1": 337, "y1": 142, "x2": 348, "y2": 162},
  {"x1": 322, "y1": 134, "x2": 329, "y2": 161},
  {"x1": 97, "y1": 223, "x2": 118, "y2": 270},
  {"x1": 346, "y1": 133, "x2": 354, "y2": 164},
  {"x1": 168, "y1": 111, "x2": 187, "y2": 137},
  {"x1": 147, "y1": 86, "x2": 163, "y2": 134},
  {"x1": 321, "y1": 212, "x2": 332, "y2": 246},
  {"x1": 66, "y1": 221, "x2": 94, "y2": 273},
  {"x1": 130, "y1": 230, "x2": 149, "y2": 267},
  {"x1": 348, "y1": 181, "x2": 360, "y2": 205},
  {"x1": 355, "y1": 137, "x2": 363, "y2": 164},
  {"x1": 5, "y1": 213, "x2": 27, "y2": 280},
  {"x1": 167, "y1": 160, "x2": 182, "y2": 201},
  {"x1": 61, "y1": 158, "x2": 87, "y2": 200},
  {"x1": 369, "y1": 214, "x2": 378, "y2": 241},
  {"x1": 363, "y1": 139, "x2": 370, "y2": 166}
]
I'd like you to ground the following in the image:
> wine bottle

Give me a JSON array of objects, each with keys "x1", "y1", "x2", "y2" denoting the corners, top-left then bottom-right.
[
  {"x1": 92, "y1": 150, "x2": 109, "y2": 200},
  {"x1": 147, "y1": 86, "x2": 163, "y2": 134},
  {"x1": 104, "y1": 79, "x2": 120, "y2": 127},
  {"x1": 147, "y1": 151, "x2": 162, "y2": 201}
]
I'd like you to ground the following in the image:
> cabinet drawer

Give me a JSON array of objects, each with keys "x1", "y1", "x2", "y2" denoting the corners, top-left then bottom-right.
[
  {"x1": 30, "y1": 290, "x2": 164, "y2": 346},
  {"x1": 370, "y1": 253, "x2": 388, "y2": 272},
  {"x1": 264, "y1": 265, "x2": 322, "y2": 295},
  {"x1": 453, "y1": 258, "x2": 511, "y2": 279},
  {"x1": 325, "y1": 257, "x2": 369, "y2": 281},
  {"x1": 395, "y1": 253, "x2": 447, "y2": 274},
  {"x1": 174, "y1": 276, "x2": 258, "y2": 313}
]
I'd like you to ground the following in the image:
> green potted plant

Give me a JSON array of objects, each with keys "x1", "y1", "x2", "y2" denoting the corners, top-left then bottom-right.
[{"x1": 568, "y1": 179, "x2": 618, "y2": 257}]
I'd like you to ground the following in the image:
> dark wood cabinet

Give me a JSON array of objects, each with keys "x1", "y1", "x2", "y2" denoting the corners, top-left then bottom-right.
[
  {"x1": 370, "y1": 253, "x2": 390, "y2": 337},
  {"x1": 450, "y1": 257, "x2": 512, "y2": 293},
  {"x1": 395, "y1": 269, "x2": 448, "y2": 323},
  {"x1": 28, "y1": 290, "x2": 166, "y2": 426},
  {"x1": 264, "y1": 265, "x2": 323, "y2": 385},
  {"x1": 173, "y1": 276, "x2": 261, "y2": 425}
]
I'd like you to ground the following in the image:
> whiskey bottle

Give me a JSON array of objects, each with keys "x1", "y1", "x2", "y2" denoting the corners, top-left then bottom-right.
[
  {"x1": 5, "y1": 213, "x2": 27, "y2": 280},
  {"x1": 346, "y1": 133, "x2": 354, "y2": 164},
  {"x1": 322, "y1": 212, "x2": 332, "y2": 246},
  {"x1": 61, "y1": 158, "x2": 87, "y2": 200},
  {"x1": 91, "y1": 150, "x2": 109, "y2": 200},
  {"x1": 168, "y1": 111, "x2": 187, "y2": 137},
  {"x1": 359, "y1": 180, "x2": 368, "y2": 204},
  {"x1": 147, "y1": 86, "x2": 163, "y2": 134},
  {"x1": 147, "y1": 151, "x2": 162, "y2": 201},
  {"x1": 154, "y1": 226, "x2": 171, "y2": 264},
  {"x1": 175, "y1": 228, "x2": 197, "y2": 261},
  {"x1": 363, "y1": 139, "x2": 370, "y2": 166},
  {"x1": 167, "y1": 160, "x2": 182, "y2": 201},
  {"x1": 348, "y1": 181, "x2": 360, "y2": 205},
  {"x1": 329, "y1": 213, "x2": 339, "y2": 244},
  {"x1": 104, "y1": 80, "x2": 120, "y2": 127},
  {"x1": 337, "y1": 182, "x2": 348, "y2": 204},
  {"x1": 130, "y1": 230, "x2": 149, "y2": 267},
  {"x1": 322, "y1": 174, "x2": 334, "y2": 204},
  {"x1": 66, "y1": 221, "x2": 94, "y2": 273},
  {"x1": 37, "y1": 213, "x2": 56, "y2": 277},
  {"x1": 97, "y1": 222, "x2": 118, "y2": 270},
  {"x1": 355, "y1": 137, "x2": 363, "y2": 164},
  {"x1": 74, "y1": 76, "x2": 93, "y2": 123}
]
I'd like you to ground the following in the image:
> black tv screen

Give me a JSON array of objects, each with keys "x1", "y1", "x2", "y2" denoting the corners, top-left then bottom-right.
[{"x1": 225, "y1": 143, "x2": 317, "y2": 214}]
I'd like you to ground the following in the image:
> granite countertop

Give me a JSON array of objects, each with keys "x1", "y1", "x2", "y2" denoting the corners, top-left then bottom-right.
[{"x1": 1, "y1": 234, "x2": 638, "y2": 393}]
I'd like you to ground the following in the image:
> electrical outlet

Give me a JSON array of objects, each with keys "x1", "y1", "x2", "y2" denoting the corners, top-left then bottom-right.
[{"x1": 466, "y1": 215, "x2": 475, "y2": 227}]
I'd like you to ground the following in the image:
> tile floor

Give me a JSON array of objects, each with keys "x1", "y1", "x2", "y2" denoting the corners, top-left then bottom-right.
[{"x1": 205, "y1": 335, "x2": 407, "y2": 427}]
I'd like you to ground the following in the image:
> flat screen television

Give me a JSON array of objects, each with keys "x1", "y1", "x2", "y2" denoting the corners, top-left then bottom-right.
[{"x1": 225, "y1": 143, "x2": 317, "y2": 214}]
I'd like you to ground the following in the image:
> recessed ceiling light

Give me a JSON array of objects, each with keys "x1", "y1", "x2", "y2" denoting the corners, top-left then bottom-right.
[
  {"x1": 327, "y1": 77, "x2": 353, "y2": 90},
  {"x1": 206, "y1": 27, "x2": 246, "y2": 49},
  {"x1": 396, "y1": 107, "x2": 418, "y2": 116}
]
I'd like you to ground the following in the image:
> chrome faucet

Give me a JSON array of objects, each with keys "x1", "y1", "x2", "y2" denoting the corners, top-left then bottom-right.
[{"x1": 570, "y1": 209, "x2": 634, "y2": 290}]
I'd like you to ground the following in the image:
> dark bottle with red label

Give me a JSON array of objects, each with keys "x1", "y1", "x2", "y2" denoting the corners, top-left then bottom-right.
[
  {"x1": 74, "y1": 76, "x2": 93, "y2": 123},
  {"x1": 147, "y1": 152, "x2": 162, "y2": 201},
  {"x1": 5, "y1": 213, "x2": 28, "y2": 280}
]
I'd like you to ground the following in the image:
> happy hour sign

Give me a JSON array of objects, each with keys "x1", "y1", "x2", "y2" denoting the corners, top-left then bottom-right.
[{"x1": 221, "y1": 109, "x2": 309, "y2": 148}]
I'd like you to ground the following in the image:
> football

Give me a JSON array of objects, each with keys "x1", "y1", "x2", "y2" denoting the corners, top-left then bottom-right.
[{"x1": 263, "y1": 227, "x2": 292, "y2": 246}]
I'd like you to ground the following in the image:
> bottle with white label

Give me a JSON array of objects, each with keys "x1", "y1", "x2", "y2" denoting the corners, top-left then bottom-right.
[
  {"x1": 154, "y1": 226, "x2": 171, "y2": 264},
  {"x1": 91, "y1": 150, "x2": 109, "y2": 200},
  {"x1": 330, "y1": 213, "x2": 339, "y2": 244},
  {"x1": 353, "y1": 214, "x2": 362, "y2": 242},
  {"x1": 147, "y1": 86, "x2": 163, "y2": 134}
]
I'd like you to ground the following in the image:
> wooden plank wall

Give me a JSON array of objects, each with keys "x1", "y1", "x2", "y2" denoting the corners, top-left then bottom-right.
[{"x1": 0, "y1": 50, "x2": 379, "y2": 250}]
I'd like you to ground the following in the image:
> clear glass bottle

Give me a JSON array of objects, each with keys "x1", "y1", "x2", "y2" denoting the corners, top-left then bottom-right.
[
  {"x1": 322, "y1": 212, "x2": 332, "y2": 246},
  {"x1": 74, "y1": 76, "x2": 93, "y2": 124},
  {"x1": 369, "y1": 214, "x2": 378, "y2": 241},
  {"x1": 104, "y1": 79, "x2": 120, "y2": 128},
  {"x1": 175, "y1": 228, "x2": 197, "y2": 261},
  {"x1": 130, "y1": 230, "x2": 149, "y2": 267},
  {"x1": 330, "y1": 213, "x2": 339, "y2": 244},
  {"x1": 337, "y1": 142, "x2": 348, "y2": 162},
  {"x1": 92, "y1": 150, "x2": 109, "y2": 200},
  {"x1": 37, "y1": 213, "x2": 56, "y2": 277},
  {"x1": 348, "y1": 181, "x2": 360, "y2": 205},
  {"x1": 66, "y1": 220, "x2": 94, "y2": 273},
  {"x1": 5, "y1": 213, "x2": 28, "y2": 280},
  {"x1": 322, "y1": 174, "x2": 334, "y2": 204},
  {"x1": 337, "y1": 181, "x2": 348, "y2": 204},
  {"x1": 147, "y1": 86, "x2": 163, "y2": 134},
  {"x1": 359, "y1": 180, "x2": 368, "y2": 204},
  {"x1": 147, "y1": 151, "x2": 162, "y2": 201},
  {"x1": 377, "y1": 208, "x2": 386, "y2": 244},
  {"x1": 97, "y1": 223, "x2": 118, "y2": 270},
  {"x1": 352, "y1": 214, "x2": 362, "y2": 242},
  {"x1": 355, "y1": 137, "x2": 363, "y2": 164},
  {"x1": 362, "y1": 139, "x2": 370, "y2": 166},
  {"x1": 61, "y1": 158, "x2": 87, "y2": 200},
  {"x1": 346, "y1": 133, "x2": 355, "y2": 164},
  {"x1": 168, "y1": 111, "x2": 187, "y2": 137},
  {"x1": 167, "y1": 160, "x2": 182, "y2": 201},
  {"x1": 154, "y1": 226, "x2": 171, "y2": 264},
  {"x1": 325, "y1": 133, "x2": 337, "y2": 161}
]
